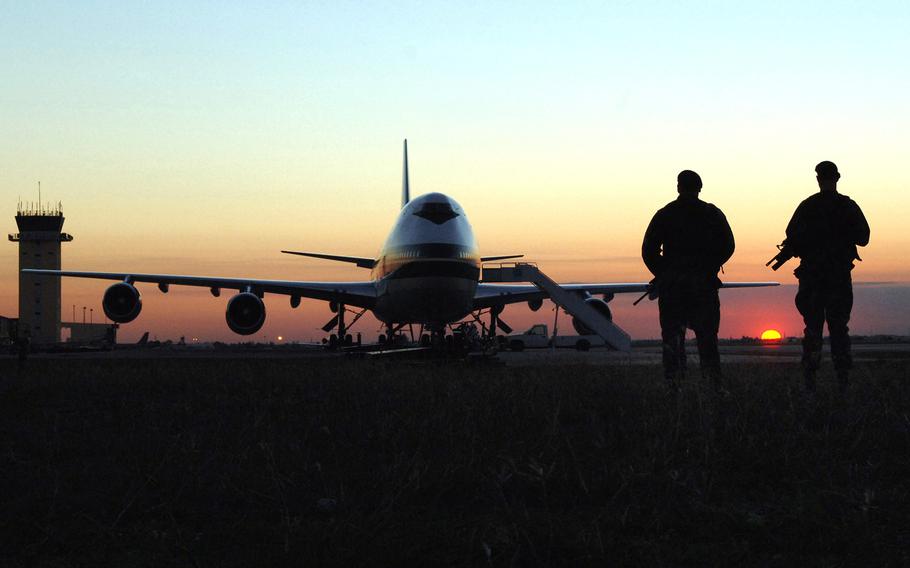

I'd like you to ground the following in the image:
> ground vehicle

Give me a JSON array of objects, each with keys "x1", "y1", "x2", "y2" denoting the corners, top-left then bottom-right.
[{"x1": 504, "y1": 324, "x2": 605, "y2": 351}]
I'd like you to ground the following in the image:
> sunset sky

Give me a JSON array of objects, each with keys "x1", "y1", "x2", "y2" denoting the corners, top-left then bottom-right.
[{"x1": 2, "y1": 1, "x2": 909, "y2": 342}]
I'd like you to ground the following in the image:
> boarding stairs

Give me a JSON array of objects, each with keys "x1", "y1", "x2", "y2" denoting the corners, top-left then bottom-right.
[{"x1": 481, "y1": 263, "x2": 632, "y2": 352}]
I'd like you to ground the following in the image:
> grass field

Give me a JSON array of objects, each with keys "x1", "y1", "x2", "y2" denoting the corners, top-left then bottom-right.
[{"x1": 1, "y1": 357, "x2": 908, "y2": 566}]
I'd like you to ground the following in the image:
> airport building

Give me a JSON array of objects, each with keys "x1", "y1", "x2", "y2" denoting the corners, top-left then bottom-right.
[
  {"x1": 0, "y1": 315, "x2": 17, "y2": 346},
  {"x1": 7, "y1": 200, "x2": 120, "y2": 347},
  {"x1": 66, "y1": 321, "x2": 118, "y2": 345},
  {"x1": 8, "y1": 201, "x2": 72, "y2": 344}
]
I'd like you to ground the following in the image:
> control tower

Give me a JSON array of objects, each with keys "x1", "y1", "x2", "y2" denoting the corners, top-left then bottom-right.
[{"x1": 8, "y1": 200, "x2": 73, "y2": 344}]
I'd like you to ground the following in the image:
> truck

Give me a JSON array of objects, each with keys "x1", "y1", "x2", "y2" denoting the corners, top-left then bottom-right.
[{"x1": 503, "y1": 324, "x2": 606, "y2": 352}]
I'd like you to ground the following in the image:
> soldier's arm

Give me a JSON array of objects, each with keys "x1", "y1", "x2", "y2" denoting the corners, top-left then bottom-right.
[
  {"x1": 784, "y1": 202, "x2": 808, "y2": 255},
  {"x1": 850, "y1": 200, "x2": 870, "y2": 247},
  {"x1": 716, "y1": 209, "x2": 735, "y2": 267},
  {"x1": 641, "y1": 211, "x2": 665, "y2": 277}
]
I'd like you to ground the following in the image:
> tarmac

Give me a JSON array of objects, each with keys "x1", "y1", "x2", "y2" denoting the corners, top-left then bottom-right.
[
  {"x1": 4, "y1": 341, "x2": 909, "y2": 365},
  {"x1": 497, "y1": 342, "x2": 910, "y2": 366}
]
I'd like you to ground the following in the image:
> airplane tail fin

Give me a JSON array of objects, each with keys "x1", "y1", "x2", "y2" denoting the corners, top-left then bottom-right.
[{"x1": 401, "y1": 139, "x2": 410, "y2": 208}]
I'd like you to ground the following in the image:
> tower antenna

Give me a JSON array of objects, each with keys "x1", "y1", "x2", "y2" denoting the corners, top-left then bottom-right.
[{"x1": 38, "y1": 181, "x2": 41, "y2": 212}]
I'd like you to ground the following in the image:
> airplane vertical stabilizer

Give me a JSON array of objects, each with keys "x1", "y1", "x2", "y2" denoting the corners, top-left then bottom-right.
[{"x1": 401, "y1": 139, "x2": 410, "y2": 208}]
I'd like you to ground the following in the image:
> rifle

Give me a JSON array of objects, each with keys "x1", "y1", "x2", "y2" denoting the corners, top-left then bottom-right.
[
  {"x1": 633, "y1": 278, "x2": 660, "y2": 306},
  {"x1": 766, "y1": 241, "x2": 795, "y2": 271}
]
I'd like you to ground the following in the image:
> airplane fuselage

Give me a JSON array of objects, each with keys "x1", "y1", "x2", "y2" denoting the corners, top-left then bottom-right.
[{"x1": 370, "y1": 192, "x2": 480, "y2": 328}]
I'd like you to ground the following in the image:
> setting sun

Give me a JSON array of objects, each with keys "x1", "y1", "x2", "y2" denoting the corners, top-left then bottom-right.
[{"x1": 760, "y1": 329, "x2": 783, "y2": 341}]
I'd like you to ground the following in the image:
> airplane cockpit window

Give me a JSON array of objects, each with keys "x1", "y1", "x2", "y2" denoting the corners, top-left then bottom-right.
[{"x1": 413, "y1": 202, "x2": 459, "y2": 225}]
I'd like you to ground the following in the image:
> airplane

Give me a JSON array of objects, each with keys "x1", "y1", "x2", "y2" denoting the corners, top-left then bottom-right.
[{"x1": 24, "y1": 141, "x2": 778, "y2": 346}]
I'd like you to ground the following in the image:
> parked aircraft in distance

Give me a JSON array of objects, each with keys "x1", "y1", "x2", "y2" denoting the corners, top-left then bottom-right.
[{"x1": 25, "y1": 141, "x2": 777, "y2": 344}]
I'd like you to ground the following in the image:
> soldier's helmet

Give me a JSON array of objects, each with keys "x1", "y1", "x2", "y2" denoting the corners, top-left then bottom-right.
[
  {"x1": 815, "y1": 161, "x2": 840, "y2": 180},
  {"x1": 677, "y1": 170, "x2": 702, "y2": 193}
]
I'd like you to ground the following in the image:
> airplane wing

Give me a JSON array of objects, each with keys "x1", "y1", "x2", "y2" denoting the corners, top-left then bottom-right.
[
  {"x1": 473, "y1": 281, "x2": 778, "y2": 309},
  {"x1": 22, "y1": 270, "x2": 378, "y2": 308}
]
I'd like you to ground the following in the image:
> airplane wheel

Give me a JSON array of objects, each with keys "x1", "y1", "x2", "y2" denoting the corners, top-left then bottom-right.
[
  {"x1": 329, "y1": 334, "x2": 338, "y2": 349},
  {"x1": 344, "y1": 334, "x2": 353, "y2": 346},
  {"x1": 420, "y1": 334, "x2": 431, "y2": 347},
  {"x1": 378, "y1": 334, "x2": 386, "y2": 344}
]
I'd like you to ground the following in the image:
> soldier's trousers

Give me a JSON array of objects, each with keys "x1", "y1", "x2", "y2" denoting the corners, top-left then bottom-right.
[
  {"x1": 795, "y1": 271, "x2": 853, "y2": 371},
  {"x1": 658, "y1": 286, "x2": 721, "y2": 379}
]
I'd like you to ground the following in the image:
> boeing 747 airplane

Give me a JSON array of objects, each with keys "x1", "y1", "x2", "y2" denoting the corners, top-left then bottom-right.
[{"x1": 24, "y1": 141, "x2": 777, "y2": 344}]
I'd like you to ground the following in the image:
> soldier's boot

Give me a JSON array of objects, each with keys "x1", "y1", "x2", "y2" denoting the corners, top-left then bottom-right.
[
  {"x1": 836, "y1": 369, "x2": 849, "y2": 395},
  {"x1": 678, "y1": 343, "x2": 688, "y2": 379},
  {"x1": 802, "y1": 368, "x2": 817, "y2": 394},
  {"x1": 832, "y1": 349, "x2": 852, "y2": 397},
  {"x1": 677, "y1": 365, "x2": 687, "y2": 384},
  {"x1": 704, "y1": 367, "x2": 728, "y2": 396},
  {"x1": 662, "y1": 333, "x2": 684, "y2": 394},
  {"x1": 665, "y1": 371, "x2": 682, "y2": 395},
  {"x1": 801, "y1": 342, "x2": 822, "y2": 394}
]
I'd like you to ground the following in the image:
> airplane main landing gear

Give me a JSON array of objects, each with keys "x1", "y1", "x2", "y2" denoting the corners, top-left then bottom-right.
[{"x1": 322, "y1": 303, "x2": 366, "y2": 349}]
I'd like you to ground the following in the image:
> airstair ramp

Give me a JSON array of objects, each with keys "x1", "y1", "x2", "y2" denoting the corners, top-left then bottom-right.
[{"x1": 482, "y1": 263, "x2": 632, "y2": 352}]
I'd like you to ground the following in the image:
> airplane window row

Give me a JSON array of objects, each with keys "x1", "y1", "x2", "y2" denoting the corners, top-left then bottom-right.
[{"x1": 388, "y1": 249, "x2": 475, "y2": 260}]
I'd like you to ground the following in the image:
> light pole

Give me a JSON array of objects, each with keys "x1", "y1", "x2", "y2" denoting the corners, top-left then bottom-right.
[{"x1": 82, "y1": 306, "x2": 86, "y2": 324}]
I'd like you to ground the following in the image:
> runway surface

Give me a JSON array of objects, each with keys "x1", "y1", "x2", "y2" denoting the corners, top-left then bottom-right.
[
  {"x1": 5, "y1": 341, "x2": 909, "y2": 365},
  {"x1": 499, "y1": 342, "x2": 910, "y2": 366}
]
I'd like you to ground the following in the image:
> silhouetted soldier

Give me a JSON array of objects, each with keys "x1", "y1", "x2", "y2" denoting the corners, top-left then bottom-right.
[
  {"x1": 642, "y1": 170, "x2": 735, "y2": 391},
  {"x1": 784, "y1": 161, "x2": 869, "y2": 393}
]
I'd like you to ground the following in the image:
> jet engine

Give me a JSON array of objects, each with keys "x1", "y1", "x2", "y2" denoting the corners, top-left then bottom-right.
[
  {"x1": 226, "y1": 292, "x2": 266, "y2": 335},
  {"x1": 571, "y1": 297, "x2": 612, "y2": 335},
  {"x1": 102, "y1": 282, "x2": 142, "y2": 323}
]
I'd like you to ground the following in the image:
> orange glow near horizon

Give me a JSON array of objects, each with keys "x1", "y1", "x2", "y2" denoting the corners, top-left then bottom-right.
[{"x1": 760, "y1": 329, "x2": 783, "y2": 341}]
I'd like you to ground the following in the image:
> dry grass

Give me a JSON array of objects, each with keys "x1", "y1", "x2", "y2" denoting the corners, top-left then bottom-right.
[{"x1": 1, "y1": 357, "x2": 908, "y2": 566}]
